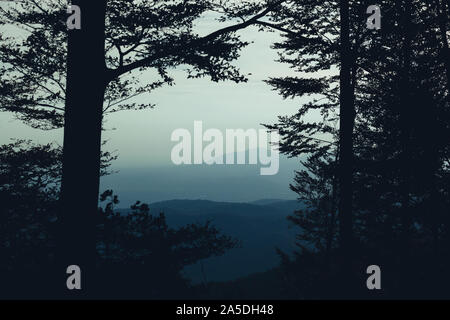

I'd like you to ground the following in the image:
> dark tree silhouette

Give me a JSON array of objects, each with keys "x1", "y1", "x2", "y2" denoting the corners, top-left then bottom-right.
[
  {"x1": 337, "y1": 0, "x2": 355, "y2": 277},
  {"x1": 0, "y1": 142, "x2": 239, "y2": 298},
  {"x1": 2, "y1": 0, "x2": 449, "y2": 299},
  {"x1": 95, "y1": 191, "x2": 239, "y2": 299},
  {"x1": 434, "y1": 0, "x2": 450, "y2": 91},
  {"x1": 265, "y1": 0, "x2": 450, "y2": 298},
  {"x1": 0, "y1": 0, "x2": 286, "y2": 290},
  {"x1": 0, "y1": 141, "x2": 61, "y2": 274},
  {"x1": 0, "y1": 140, "x2": 115, "y2": 271},
  {"x1": 261, "y1": 0, "x2": 367, "y2": 282}
]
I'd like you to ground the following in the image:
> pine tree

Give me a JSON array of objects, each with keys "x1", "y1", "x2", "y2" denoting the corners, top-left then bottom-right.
[{"x1": 266, "y1": 0, "x2": 450, "y2": 297}]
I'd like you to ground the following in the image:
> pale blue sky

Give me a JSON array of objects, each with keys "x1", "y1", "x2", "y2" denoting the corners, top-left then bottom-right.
[{"x1": 0, "y1": 13, "x2": 320, "y2": 205}]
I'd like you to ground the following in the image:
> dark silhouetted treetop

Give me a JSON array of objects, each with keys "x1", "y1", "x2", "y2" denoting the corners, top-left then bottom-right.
[
  {"x1": 268, "y1": 0, "x2": 450, "y2": 275},
  {"x1": 0, "y1": 0, "x2": 287, "y2": 129},
  {"x1": 0, "y1": 144, "x2": 239, "y2": 295}
]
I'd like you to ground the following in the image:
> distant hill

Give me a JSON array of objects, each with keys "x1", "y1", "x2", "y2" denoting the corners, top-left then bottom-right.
[
  {"x1": 118, "y1": 199, "x2": 306, "y2": 283},
  {"x1": 147, "y1": 199, "x2": 300, "y2": 218},
  {"x1": 249, "y1": 199, "x2": 290, "y2": 205},
  {"x1": 100, "y1": 163, "x2": 299, "y2": 206}
]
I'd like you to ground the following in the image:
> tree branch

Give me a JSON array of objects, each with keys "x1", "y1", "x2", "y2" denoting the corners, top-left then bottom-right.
[{"x1": 107, "y1": 0, "x2": 286, "y2": 81}]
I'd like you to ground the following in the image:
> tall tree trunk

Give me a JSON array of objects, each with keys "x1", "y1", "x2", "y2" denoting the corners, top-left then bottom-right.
[
  {"x1": 398, "y1": 0, "x2": 413, "y2": 252},
  {"x1": 338, "y1": 0, "x2": 355, "y2": 270},
  {"x1": 325, "y1": 150, "x2": 339, "y2": 268},
  {"x1": 59, "y1": 0, "x2": 107, "y2": 297},
  {"x1": 430, "y1": 0, "x2": 448, "y2": 257}
]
